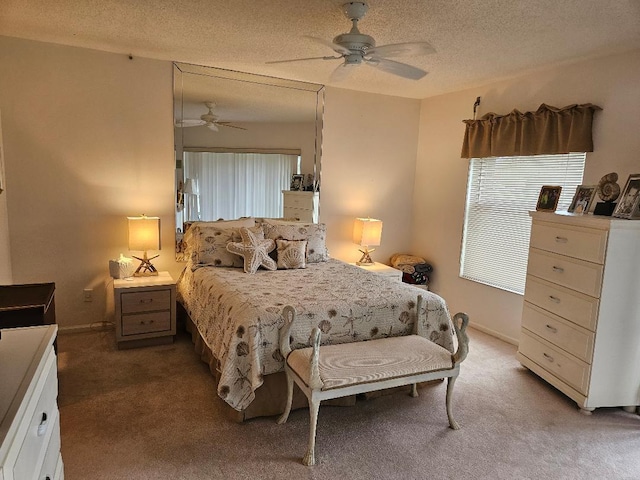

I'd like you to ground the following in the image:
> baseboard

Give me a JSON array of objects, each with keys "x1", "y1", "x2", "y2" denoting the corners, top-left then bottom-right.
[
  {"x1": 468, "y1": 322, "x2": 519, "y2": 346},
  {"x1": 58, "y1": 322, "x2": 114, "y2": 334}
]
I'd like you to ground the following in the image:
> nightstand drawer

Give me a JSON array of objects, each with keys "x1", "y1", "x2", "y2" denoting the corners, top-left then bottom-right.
[
  {"x1": 530, "y1": 221, "x2": 607, "y2": 263},
  {"x1": 524, "y1": 276, "x2": 599, "y2": 331},
  {"x1": 38, "y1": 415, "x2": 61, "y2": 480},
  {"x1": 122, "y1": 311, "x2": 171, "y2": 336},
  {"x1": 519, "y1": 331, "x2": 590, "y2": 395},
  {"x1": 522, "y1": 303, "x2": 594, "y2": 363},
  {"x1": 527, "y1": 249, "x2": 603, "y2": 298},
  {"x1": 121, "y1": 289, "x2": 171, "y2": 314}
]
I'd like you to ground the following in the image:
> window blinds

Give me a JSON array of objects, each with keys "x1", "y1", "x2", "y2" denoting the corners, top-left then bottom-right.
[{"x1": 460, "y1": 153, "x2": 586, "y2": 294}]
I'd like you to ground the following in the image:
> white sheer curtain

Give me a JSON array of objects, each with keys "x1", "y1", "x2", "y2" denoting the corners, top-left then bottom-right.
[{"x1": 184, "y1": 151, "x2": 296, "y2": 220}]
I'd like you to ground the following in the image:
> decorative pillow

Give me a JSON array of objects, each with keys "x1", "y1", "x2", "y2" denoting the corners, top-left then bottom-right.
[
  {"x1": 182, "y1": 218, "x2": 255, "y2": 262},
  {"x1": 226, "y1": 227, "x2": 277, "y2": 274},
  {"x1": 188, "y1": 225, "x2": 244, "y2": 268},
  {"x1": 262, "y1": 223, "x2": 329, "y2": 263},
  {"x1": 276, "y1": 239, "x2": 307, "y2": 269}
]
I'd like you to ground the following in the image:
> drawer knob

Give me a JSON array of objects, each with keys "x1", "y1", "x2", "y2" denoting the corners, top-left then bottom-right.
[
  {"x1": 555, "y1": 236, "x2": 568, "y2": 243},
  {"x1": 37, "y1": 412, "x2": 48, "y2": 436},
  {"x1": 545, "y1": 324, "x2": 558, "y2": 333},
  {"x1": 552, "y1": 266, "x2": 564, "y2": 273},
  {"x1": 543, "y1": 352, "x2": 555, "y2": 362},
  {"x1": 140, "y1": 298, "x2": 153, "y2": 304},
  {"x1": 549, "y1": 295, "x2": 561, "y2": 303}
]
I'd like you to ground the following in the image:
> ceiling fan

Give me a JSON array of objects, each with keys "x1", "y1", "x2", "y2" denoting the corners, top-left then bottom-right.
[
  {"x1": 266, "y1": 2, "x2": 436, "y2": 81},
  {"x1": 176, "y1": 101, "x2": 247, "y2": 132}
]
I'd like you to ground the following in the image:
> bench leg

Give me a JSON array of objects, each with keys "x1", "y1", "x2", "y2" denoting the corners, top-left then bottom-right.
[
  {"x1": 302, "y1": 397, "x2": 320, "y2": 466},
  {"x1": 411, "y1": 383, "x2": 418, "y2": 398},
  {"x1": 446, "y1": 375, "x2": 460, "y2": 430},
  {"x1": 277, "y1": 368, "x2": 294, "y2": 425}
]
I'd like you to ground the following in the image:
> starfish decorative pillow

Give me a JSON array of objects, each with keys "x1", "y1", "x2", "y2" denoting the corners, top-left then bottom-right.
[{"x1": 226, "y1": 227, "x2": 277, "y2": 274}]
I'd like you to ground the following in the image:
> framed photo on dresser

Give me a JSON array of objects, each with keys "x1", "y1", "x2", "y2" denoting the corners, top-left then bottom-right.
[
  {"x1": 613, "y1": 174, "x2": 640, "y2": 219},
  {"x1": 536, "y1": 185, "x2": 562, "y2": 212},
  {"x1": 568, "y1": 185, "x2": 597, "y2": 214}
]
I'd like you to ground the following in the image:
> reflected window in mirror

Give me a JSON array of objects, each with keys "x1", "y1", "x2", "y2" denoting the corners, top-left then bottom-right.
[{"x1": 181, "y1": 150, "x2": 299, "y2": 223}]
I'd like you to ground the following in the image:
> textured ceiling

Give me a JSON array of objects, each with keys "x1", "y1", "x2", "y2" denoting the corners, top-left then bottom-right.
[{"x1": 1, "y1": 0, "x2": 640, "y2": 99}]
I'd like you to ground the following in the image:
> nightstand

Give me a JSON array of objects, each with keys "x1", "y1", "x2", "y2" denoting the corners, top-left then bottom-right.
[
  {"x1": 351, "y1": 262, "x2": 403, "y2": 281},
  {"x1": 113, "y1": 272, "x2": 176, "y2": 349}
]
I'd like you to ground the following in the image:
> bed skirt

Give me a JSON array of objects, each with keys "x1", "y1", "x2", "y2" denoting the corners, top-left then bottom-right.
[{"x1": 182, "y1": 310, "x2": 357, "y2": 422}]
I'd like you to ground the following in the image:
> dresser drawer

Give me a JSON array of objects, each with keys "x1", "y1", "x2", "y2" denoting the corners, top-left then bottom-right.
[
  {"x1": 14, "y1": 353, "x2": 58, "y2": 480},
  {"x1": 530, "y1": 221, "x2": 607, "y2": 263},
  {"x1": 283, "y1": 206, "x2": 313, "y2": 222},
  {"x1": 523, "y1": 276, "x2": 599, "y2": 331},
  {"x1": 283, "y1": 194, "x2": 311, "y2": 209},
  {"x1": 522, "y1": 303, "x2": 594, "y2": 363},
  {"x1": 527, "y1": 249, "x2": 603, "y2": 298},
  {"x1": 121, "y1": 289, "x2": 171, "y2": 314},
  {"x1": 519, "y1": 331, "x2": 590, "y2": 395},
  {"x1": 122, "y1": 311, "x2": 171, "y2": 336},
  {"x1": 38, "y1": 414, "x2": 61, "y2": 480}
]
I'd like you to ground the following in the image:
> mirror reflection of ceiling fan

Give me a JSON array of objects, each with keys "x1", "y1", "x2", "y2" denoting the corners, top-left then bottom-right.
[
  {"x1": 267, "y1": 2, "x2": 436, "y2": 81},
  {"x1": 176, "y1": 101, "x2": 247, "y2": 132}
]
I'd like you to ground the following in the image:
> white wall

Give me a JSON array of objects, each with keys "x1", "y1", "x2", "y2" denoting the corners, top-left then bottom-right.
[
  {"x1": 0, "y1": 36, "x2": 176, "y2": 328},
  {"x1": 413, "y1": 49, "x2": 640, "y2": 343},
  {"x1": 321, "y1": 87, "x2": 421, "y2": 263}
]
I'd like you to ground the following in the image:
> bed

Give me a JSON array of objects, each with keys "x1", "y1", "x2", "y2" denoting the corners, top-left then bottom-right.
[{"x1": 177, "y1": 243, "x2": 456, "y2": 420}]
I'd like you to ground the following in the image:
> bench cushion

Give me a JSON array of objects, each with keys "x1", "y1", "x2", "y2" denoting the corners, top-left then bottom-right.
[{"x1": 287, "y1": 335, "x2": 454, "y2": 391}]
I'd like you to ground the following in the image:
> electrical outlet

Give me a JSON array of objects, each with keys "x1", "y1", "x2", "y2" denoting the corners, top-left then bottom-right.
[{"x1": 83, "y1": 288, "x2": 93, "y2": 302}]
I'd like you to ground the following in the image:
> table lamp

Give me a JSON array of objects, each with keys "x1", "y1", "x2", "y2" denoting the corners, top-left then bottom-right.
[
  {"x1": 128, "y1": 215, "x2": 161, "y2": 276},
  {"x1": 353, "y1": 217, "x2": 383, "y2": 266}
]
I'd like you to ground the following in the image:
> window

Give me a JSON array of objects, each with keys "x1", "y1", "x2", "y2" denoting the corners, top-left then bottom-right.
[{"x1": 460, "y1": 153, "x2": 586, "y2": 294}]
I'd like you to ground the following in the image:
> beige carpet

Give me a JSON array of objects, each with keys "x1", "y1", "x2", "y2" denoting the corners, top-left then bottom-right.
[{"x1": 57, "y1": 327, "x2": 640, "y2": 479}]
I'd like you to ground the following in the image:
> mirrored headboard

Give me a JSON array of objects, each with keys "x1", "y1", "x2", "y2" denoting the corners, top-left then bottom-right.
[{"x1": 173, "y1": 63, "x2": 325, "y2": 260}]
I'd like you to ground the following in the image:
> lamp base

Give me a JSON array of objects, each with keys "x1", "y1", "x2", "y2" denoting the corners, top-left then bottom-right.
[
  {"x1": 356, "y1": 248, "x2": 375, "y2": 266},
  {"x1": 132, "y1": 253, "x2": 159, "y2": 276}
]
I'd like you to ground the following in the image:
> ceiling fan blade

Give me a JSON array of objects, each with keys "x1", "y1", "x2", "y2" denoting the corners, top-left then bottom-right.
[
  {"x1": 366, "y1": 41, "x2": 436, "y2": 58},
  {"x1": 304, "y1": 35, "x2": 352, "y2": 55},
  {"x1": 217, "y1": 123, "x2": 247, "y2": 131},
  {"x1": 365, "y1": 57, "x2": 428, "y2": 80},
  {"x1": 175, "y1": 119, "x2": 206, "y2": 128},
  {"x1": 266, "y1": 55, "x2": 341, "y2": 64},
  {"x1": 329, "y1": 63, "x2": 356, "y2": 82},
  {"x1": 206, "y1": 123, "x2": 219, "y2": 132}
]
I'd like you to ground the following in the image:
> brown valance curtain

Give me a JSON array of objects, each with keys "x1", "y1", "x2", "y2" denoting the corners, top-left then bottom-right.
[{"x1": 461, "y1": 103, "x2": 602, "y2": 158}]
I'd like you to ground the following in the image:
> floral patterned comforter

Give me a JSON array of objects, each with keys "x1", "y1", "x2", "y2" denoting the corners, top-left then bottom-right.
[{"x1": 177, "y1": 259, "x2": 455, "y2": 411}]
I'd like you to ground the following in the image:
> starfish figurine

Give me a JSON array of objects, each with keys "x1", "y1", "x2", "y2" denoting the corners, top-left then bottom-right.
[{"x1": 227, "y1": 227, "x2": 277, "y2": 274}]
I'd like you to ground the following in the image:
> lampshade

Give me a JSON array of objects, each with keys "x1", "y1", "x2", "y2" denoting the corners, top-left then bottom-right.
[
  {"x1": 128, "y1": 216, "x2": 161, "y2": 252},
  {"x1": 353, "y1": 218, "x2": 383, "y2": 247},
  {"x1": 183, "y1": 178, "x2": 199, "y2": 195}
]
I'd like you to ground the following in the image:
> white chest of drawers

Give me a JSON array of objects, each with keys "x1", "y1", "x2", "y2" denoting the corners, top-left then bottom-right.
[
  {"x1": 351, "y1": 262, "x2": 403, "y2": 281},
  {"x1": 0, "y1": 325, "x2": 63, "y2": 480},
  {"x1": 516, "y1": 212, "x2": 640, "y2": 413},
  {"x1": 282, "y1": 190, "x2": 319, "y2": 223}
]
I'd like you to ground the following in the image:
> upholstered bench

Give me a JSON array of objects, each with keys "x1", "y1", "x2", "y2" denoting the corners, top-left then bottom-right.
[{"x1": 277, "y1": 295, "x2": 470, "y2": 466}]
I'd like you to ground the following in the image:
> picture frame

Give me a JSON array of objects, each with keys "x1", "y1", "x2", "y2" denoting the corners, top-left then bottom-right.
[
  {"x1": 536, "y1": 185, "x2": 562, "y2": 212},
  {"x1": 290, "y1": 174, "x2": 304, "y2": 191},
  {"x1": 612, "y1": 173, "x2": 640, "y2": 219},
  {"x1": 568, "y1": 185, "x2": 597, "y2": 214}
]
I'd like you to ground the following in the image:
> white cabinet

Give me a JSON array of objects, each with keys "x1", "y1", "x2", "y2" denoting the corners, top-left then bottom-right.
[
  {"x1": 113, "y1": 272, "x2": 176, "y2": 349},
  {"x1": 516, "y1": 212, "x2": 640, "y2": 413},
  {"x1": 0, "y1": 325, "x2": 63, "y2": 480},
  {"x1": 282, "y1": 190, "x2": 319, "y2": 223}
]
